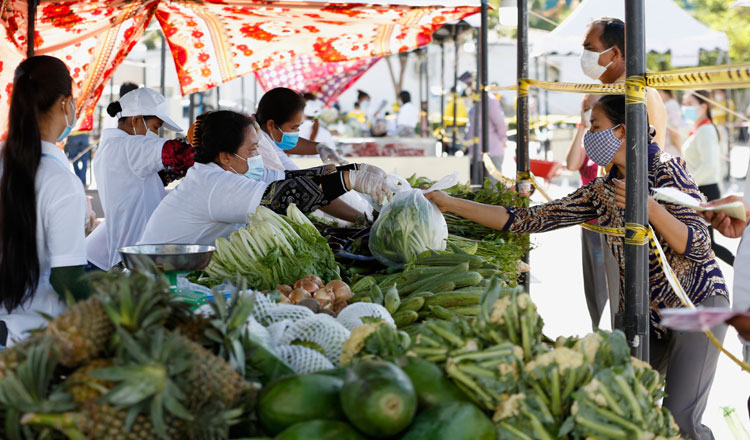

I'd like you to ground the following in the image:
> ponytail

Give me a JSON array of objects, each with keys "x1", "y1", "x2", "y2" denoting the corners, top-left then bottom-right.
[
  {"x1": 0, "y1": 55, "x2": 72, "y2": 312},
  {"x1": 692, "y1": 90, "x2": 721, "y2": 141}
]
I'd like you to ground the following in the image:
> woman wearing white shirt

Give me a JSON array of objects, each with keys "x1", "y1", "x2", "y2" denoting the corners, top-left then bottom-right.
[
  {"x1": 0, "y1": 56, "x2": 90, "y2": 346},
  {"x1": 396, "y1": 91, "x2": 419, "y2": 137},
  {"x1": 139, "y1": 111, "x2": 390, "y2": 246},
  {"x1": 255, "y1": 88, "x2": 379, "y2": 223},
  {"x1": 86, "y1": 88, "x2": 195, "y2": 270},
  {"x1": 682, "y1": 89, "x2": 734, "y2": 265}
]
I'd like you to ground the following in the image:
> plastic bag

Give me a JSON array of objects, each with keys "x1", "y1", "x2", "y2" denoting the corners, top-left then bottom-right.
[{"x1": 368, "y1": 173, "x2": 458, "y2": 267}]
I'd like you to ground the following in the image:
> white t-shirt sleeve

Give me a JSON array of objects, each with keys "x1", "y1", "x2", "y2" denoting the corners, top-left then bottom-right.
[
  {"x1": 44, "y1": 189, "x2": 87, "y2": 268},
  {"x1": 275, "y1": 146, "x2": 300, "y2": 171},
  {"x1": 207, "y1": 173, "x2": 272, "y2": 224},
  {"x1": 125, "y1": 136, "x2": 166, "y2": 179}
]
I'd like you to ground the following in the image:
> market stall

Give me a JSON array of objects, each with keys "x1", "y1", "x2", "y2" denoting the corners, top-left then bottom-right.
[{"x1": 0, "y1": 175, "x2": 682, "y2": 439}]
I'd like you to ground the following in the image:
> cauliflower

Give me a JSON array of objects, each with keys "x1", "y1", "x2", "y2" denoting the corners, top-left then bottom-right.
[
  {"x1": 525, "y1": 347, "x2": 584, "y2": 374},
  {"x1": 339, "y1": 321, "x2": 387, "y2": 365},
  {"x1": 574, "y1": 332, "x2": 603, "y2": 363},
  {"x1": 516, "y1": 293, "x2": 531, "y2": 310},
  {"x1": 580, "y1": 379, "x2": 607, "y2": 406},
  {"x1": 493, "y1": 393, "x2": 525, "y2": 422},
  {"x1": 490, "y1": 296, "x2": 512, "y2": 324}
]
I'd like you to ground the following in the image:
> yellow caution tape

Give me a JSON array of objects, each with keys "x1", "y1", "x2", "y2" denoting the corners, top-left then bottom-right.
[
  {"x1": 647, "y1": 64, "x2": 750, "y2": 90},
  {"x1": 522, "y1": 79, "x2": 625, "y2": 95},
  {"x1": 625, "y1": 75, "x2": 647, "y2": 105},
  {"x1": 518, "y1": 79, "x2": 530, "y2": 98},
  {"x1": 482, "y1": 153, "x2": 516, "y2": 186}
]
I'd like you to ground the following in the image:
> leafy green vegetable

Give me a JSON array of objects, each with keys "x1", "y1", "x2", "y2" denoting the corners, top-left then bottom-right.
[{"x1": 205, "y1": 204, "x2": 339, "y2": 289}]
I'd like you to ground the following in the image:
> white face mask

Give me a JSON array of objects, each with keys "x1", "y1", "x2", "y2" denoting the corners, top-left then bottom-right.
[{"x1": 580, "y1": 47, "x2": 614, "y2": 80}]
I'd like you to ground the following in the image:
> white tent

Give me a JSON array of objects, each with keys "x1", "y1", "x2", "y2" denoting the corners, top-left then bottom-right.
[{"x1": 532, "y1": 0, "x2": 729, "y2": 67}]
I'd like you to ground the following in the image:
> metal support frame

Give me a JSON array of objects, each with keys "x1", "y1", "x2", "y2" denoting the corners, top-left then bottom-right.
[
  {"x1": 26, "y1": 0, "x2": 37, "y2": 57},
  {"x1": 160, "y1": 31, "x2": 167, "y2": 96},
  {"x1": 480, "y1": 0, "x2": 488, "y2": 181},
  {"x1": 424, "y1": 48, "x2": 430, "y2": 138},
  {"x1": 622, "y1": 0, "x2": 650, "y2": 361},
  {"x1": 516, "y1": 0, "x2": 530, "y2": 291},
  {"x1": 451, "y1": 26, "x2": 460, "y2": 155},
  {"x1": 472, "y1": 27, "x2": 481, "y2": 184},
  {"x1": 440, "y1": 41, "x2": 446, "y2": 145}
]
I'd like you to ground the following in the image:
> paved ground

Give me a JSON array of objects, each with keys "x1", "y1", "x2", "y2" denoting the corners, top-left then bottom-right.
[{"x1": 515, "y1": 146, "x2": 750, "y2": 438}]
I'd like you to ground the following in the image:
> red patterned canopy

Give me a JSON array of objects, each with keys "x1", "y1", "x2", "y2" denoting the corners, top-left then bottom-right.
[{"x1": 0, "y1": 1, "x2": 477, "y2": 133}]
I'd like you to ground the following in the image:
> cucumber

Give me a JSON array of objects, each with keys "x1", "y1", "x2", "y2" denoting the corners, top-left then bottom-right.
[
  {"x1": 258, "y1": 374, "x2": 344, "y2": 434},
  {"x1": 340, "y1": 360, "x2": 417, "y2": 438},
  {"x1": 426, "y1": 305, "x2": 455, "y2": 321},
  {"x1": 351, "y1": 276, "x2": 376, "y2": 293},
  {"x1": 399, "y1": 357, "x2": 470, "y2": 409},
  {"x1": 399, "y1": 401, "x2": 495, "y2": 440},
  {"x1": 447, "y1": 305, "x2": 481, "y2": 315},
  {"x1": 275, "y1": 420, "x2": 364, "y2": 440},
  {"x1": 370, "y1": 284, "x2": 384, "y2": 305},
  {"x1": 393, "y1": 310, "x2": 419, "y2": 327},
  {"x1": 384, "y1": 286, "x2": 401, "y2": 314},
  {"x1": 414, "y1": 253, "x2": 484, "y2": 268},
  {"x1": 424, "y1": 292, "x2": 480, "y2": 308},
  {"x1": 398, "y1": 263, "x2": 469, "y2": 294},
  {"x1": 450, "y1": 272, "x2": 484, "y2": 289},
  {"x1": 432, "y1": 281, "x2": 456, "y2": 293},
  {"x1": 406, "y1": 291, "x2": 434, "y2": 299},
  {"x1": 397, "y1": 296, "x2": 425, "y2": 313}
]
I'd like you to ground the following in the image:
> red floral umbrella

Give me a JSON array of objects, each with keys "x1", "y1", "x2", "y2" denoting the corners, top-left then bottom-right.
[
  {"x1": 0, "y1": 1, "x2": 478, "y2": 133},
  {"x1": 255, "y1": 55, "x2": 380, "y2": 106}
]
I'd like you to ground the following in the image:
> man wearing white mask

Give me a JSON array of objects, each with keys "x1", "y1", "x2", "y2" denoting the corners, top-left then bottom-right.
[{"x1": 580, "y1": 17, "x2": 667, "y2": 147}]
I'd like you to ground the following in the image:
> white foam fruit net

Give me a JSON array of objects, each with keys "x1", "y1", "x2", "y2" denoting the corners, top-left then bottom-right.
[
  {"x1": 276, "y1": 344, "x2": 335, "y2": 374},
  {"x1": 278, "y1": 314, "x2": 351, "y2": 366},
  {"x1": 336, "y1": 302, "x2": 394, "y2": 331}
]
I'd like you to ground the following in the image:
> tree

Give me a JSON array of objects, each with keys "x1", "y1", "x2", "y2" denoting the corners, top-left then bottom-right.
[{"x1": 677, "y1": 0, "x2": 750, "y2": 62}]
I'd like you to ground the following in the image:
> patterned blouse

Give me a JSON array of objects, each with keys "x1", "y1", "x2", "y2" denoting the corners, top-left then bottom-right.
[{"x1": 503, "y1": 144, "x2": 728, "y2": 338}]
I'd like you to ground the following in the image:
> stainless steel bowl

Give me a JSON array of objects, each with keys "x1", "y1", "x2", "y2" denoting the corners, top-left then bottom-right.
[{"x1": 118, "y1": 244, "x2": 215, "y2": 272}]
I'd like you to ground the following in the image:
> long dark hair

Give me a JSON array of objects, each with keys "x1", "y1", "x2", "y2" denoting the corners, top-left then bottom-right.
[
  {"x1": 691, "y1": 90, "x2": 721, "y2": 140},
  {"x1": 1, "y1": 55, "x2": 72, "y2": 312},
  {"x1": 595, "y1": 95, "x2": 656, "y2": 141},
  {"x1": 255, "y1": 87, "x2": 305, "y2": 130},
  {"x1": 191, "y1": 111, "x2": 254, "y2": 164}
]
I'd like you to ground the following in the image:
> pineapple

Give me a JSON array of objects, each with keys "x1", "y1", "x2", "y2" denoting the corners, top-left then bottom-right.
[
  {"x1": 178, "y1": 334, "x2": 253, "y2": 408},
  {"x1": 65, "y1": 358, "x2": 115, "y2": 405},
  {"x1": 175, "y1": 313, "x2": 210, "y2": 342},
  {"x1": 45, "y1": 296, "x2": 113, "y2": 367}
]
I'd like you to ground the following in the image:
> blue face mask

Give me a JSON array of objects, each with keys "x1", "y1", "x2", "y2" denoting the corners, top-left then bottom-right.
[
  {"x1": 273, "y1": 124, "x2": 300, "y2": 151},
  {"x1": 232, "y1": 153, "x2": 264, "y2": 181},
  {"x1": 682, "y1": 106, "x2": 699, "y2": 124},
  {"x1": 57, "y1": 98, "x2": 76, "y2": 143}
]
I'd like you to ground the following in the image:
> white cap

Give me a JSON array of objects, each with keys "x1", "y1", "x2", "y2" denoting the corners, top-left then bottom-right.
[
  {"x1": 304, "y1": 99, "x2": 323, "y2": 118},
  {"x1": 119, "y1": 88, "x2": 183, "y2": 132}
]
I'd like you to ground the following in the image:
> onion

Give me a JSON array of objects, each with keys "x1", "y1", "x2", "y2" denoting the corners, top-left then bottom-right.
[
  {"x1": 276, "y1": 284, "x2": 293, "y2": 295},
  {"x1": 327, "y1": 280, "x2": 352, "y2": 304},
  {"x1": 279, "y1": 295, "x2": 292, "y2": 304},
  {"x1": 302, "y1": 275, "x2": 323, "y2": 289},
  {"x1": 302, "y1": 281, "x2": 319, "y2": 293},
  {"x1": 289, "y1": 288, "x2": 312, "y2": 304},
  {"x1": 297, "y1": 298, "x2": 321, "y2": 313},
  {"x1": 293, "y1": 279, "x2": 304, "y2": 290},
  {"x1": 313, "y1": 286, "x2": 334, "y2": 305}
]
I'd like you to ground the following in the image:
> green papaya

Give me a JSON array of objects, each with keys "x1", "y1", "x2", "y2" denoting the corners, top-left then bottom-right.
[
  {"x1": 340, "y1": 360, "x2": 417, "y2": 438},
  {"x1": 258, "y1": 374, "x2": 344, "y2": 435},
  {"x1": 399, "y1": 401, "x2": 495, "y2": 440},
  {"x1": 274, "y1": 420, "x2": 364, "y2": 440}
]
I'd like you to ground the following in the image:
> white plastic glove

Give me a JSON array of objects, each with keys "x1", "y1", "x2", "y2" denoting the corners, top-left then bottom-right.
[
  {"x1": 357, "y1": 163, "x2": 387, "y2": 178},
  {"x1": 316, "y1": 143, "x2": 348, "y2": 165},
  {"x1": 348, "y1": 170, "x2": 393, "y2": 205}
]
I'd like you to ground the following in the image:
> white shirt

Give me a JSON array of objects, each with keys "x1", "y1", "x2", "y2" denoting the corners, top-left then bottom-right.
[
  {"x1": 299, "y1": 119, "x2": 334, "y2": 146},
  {"x1": 139, "y1": 162, "x2": 284, "y2": 246},
  {"x1": 0, "y1": 142, "x2": 87, "y2": 345},
  {"x1": 86, "y1": 128, "x2": 167, "y2": 269},
  {"x1": 258, "y1": 129, "x2": 299, "y2": 171},
  {"x1": 682, "y1": 124, "x2": 722, "y2": 187},
  {"x1": 396, "y1": 102, "x2": 419, "y2": 129}
]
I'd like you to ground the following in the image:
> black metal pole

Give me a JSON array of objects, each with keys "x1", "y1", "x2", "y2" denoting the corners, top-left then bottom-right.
[
  {"x1": 26, "y1": 0, "x2": 36, "y2": 57},
  {"x1": 472, "y1": 27, "x2": 481, "y2": 184},
  {"x1": 189, "y1": 93, "x2": 195, "y2": 122},
  {"x1": 480, "y1": 0, "x2": 489, "y2": 183},
  {"x1": 160, "y1": 31, "x2": 166, "y2": 96},
  {"x1": 622, "y1": 0, "x2": 650, "y2": 361},
  {"x1": 424, "y1": 49, "x2": 430, "y2": 139},
  {"x1": 216, "y1": 87, "x2": 221, "y2": 111},
  {"x1": 440, "y1": 42, "x2": 446, "y2": 148},
  {"x1": 451, "y1": 26, "x2": 459, "y2": 155},
  {"x1": 516, "y1": 0, "x2": 531, "y2": 291}
]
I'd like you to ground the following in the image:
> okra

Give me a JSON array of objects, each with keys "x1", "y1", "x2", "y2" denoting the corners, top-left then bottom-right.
[
  {"x1": 398, "y1": 263, "x2": 469, "y2": 294},
  {"x1": 351, "y1": 275, "x2": 376, "y2": 293},
  {"x1": 424, "y1": 292, "x2": 480, "y2": 308},
  {"x1": 432, "y1": 281, "x2": 456, "y2": 293},
  {"x1": 448, "y1": 305, "x2": 481, "y2": 315},
  {"x1": 397, "y1": 296, "x2": 425, "y2": 313},
  {"x1": 406, "y1": 290, "x2": 434, "y2": 299},
  {"x1": 384, "y1": 286, "x2": 401, "y2": 314},
  {"x1": 370, "y1": 284, "x2": 384, "y2": 305},
  {"x1": 414, "y1": 253, "x2": 484, "y2": 268}
]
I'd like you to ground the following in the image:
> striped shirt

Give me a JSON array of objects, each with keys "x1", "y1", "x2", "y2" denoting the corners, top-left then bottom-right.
[{"x1": 503, "y1": 143, "x2": 728, "y2": 338}]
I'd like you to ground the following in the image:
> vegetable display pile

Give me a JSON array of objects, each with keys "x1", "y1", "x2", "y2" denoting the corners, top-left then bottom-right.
[{"x1": 206, "y1": 204, "x2": 339, "y2": 290}]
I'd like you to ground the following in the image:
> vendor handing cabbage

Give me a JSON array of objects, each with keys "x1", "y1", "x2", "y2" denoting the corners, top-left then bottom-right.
[{"x1": 139, "y1": 110, "x2": 391, "y2": 246}]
